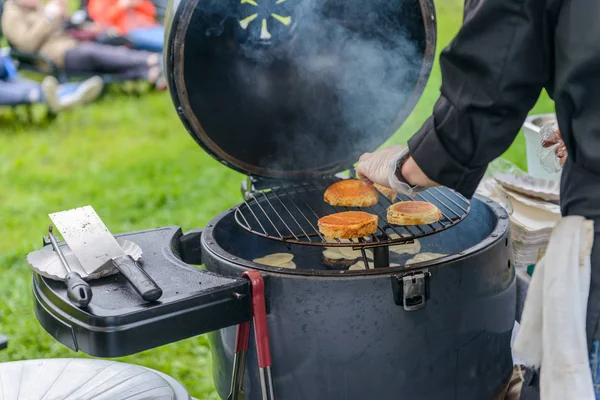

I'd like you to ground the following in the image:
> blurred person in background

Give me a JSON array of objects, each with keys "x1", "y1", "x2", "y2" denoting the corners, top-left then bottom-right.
[
  {"x1": 0, "y1": 53, "x2": 103, "y2": 113},
  {"x1": 88, "y1": 0, "x2": 164, "y2": 53},
  {"x1": 2, "y1": 0, "x2": 166, "y2": 89}
]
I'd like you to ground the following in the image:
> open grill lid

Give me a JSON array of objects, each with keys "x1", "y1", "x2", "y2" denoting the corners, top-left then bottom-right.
[{"x1": 165, "y1": 0, "x2": 436, "y2": 179}]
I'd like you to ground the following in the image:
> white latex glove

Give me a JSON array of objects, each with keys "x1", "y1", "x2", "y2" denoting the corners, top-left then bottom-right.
[
  {"x1": 357, "y1": 145, "x2": 426, "y2": 197},
  {"x1": 357, "y1": 145, "x2": 405, "y2": 185}
]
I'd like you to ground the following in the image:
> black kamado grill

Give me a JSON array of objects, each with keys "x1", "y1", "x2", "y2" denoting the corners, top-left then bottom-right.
[{"x1": 30, "y1": 0, "x2": 517, "y2": 399}]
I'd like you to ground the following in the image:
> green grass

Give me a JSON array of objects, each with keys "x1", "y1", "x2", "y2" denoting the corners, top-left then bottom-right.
[{"x1": 0, "y1": 2, "x2": 553, "y2": 398}]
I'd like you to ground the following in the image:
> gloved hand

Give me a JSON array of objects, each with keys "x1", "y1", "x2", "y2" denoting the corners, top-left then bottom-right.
[
  {"x1": 357, "y1": 145, "x2": 436, "y2": 197},
  {"x1": 356, "y1": 144, "x2": 406, "y2": 187}
]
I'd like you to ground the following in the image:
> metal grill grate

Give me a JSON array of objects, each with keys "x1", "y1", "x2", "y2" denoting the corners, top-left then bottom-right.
[{"x1": 234, "y1": 178, "x2": 470, "y2": 248}]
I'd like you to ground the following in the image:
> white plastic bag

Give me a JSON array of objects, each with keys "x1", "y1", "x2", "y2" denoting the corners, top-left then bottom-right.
[
  {"x1": 537, "y1": 122, "x2": 564, "y2": 173},
  {"x1": 477, "y1": 158, "x2": 524, "y2": 215}
]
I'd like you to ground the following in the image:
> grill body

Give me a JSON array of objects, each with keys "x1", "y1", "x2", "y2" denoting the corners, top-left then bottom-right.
[
  {"x1": 202, "y1": 196, "x2": 515, "y2": 400},
  {"x1": 30, "y1": 195, "x2": 515, "y2": 398}
]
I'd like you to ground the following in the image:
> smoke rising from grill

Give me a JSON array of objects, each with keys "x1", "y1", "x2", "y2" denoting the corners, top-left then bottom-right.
[
  {"x1": 180, "y1": 0, "x2": 427, "y2": 177},
  {"x1": 257, "y1": 0, "x2": 424, "y2": 174},
  {"x1": 297, "y1": 3, "x2": 419, "y2": 130}
]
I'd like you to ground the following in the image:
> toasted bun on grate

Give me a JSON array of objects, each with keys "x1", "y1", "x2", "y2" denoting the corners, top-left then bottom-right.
[
  {"x1": 373, "y1": 184, "x2": 397, "y2": 202},
  {"x1": 324, "y1": 179, "x2": 379, "y2": 207},
  {"x1": 318, "y1": 211, "x2": 378, "y2": 239},
  {"x1": 387, "y1": 201, "x2": 442, "y2": 226}
]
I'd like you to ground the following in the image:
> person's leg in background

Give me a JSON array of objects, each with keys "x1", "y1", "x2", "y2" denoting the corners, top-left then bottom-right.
[
  {"x1": 64, "y1": 42, "x2": 164, "y2": 89},
  {"x1": 49, "y1": 76, "x2": 104, "y2": 111},
  {"x1": 64, "y1": 42, "x2": 152, "y2": 74},
  {"x1": 0, "y1": 79, "x2": 43, "y2": 106},
  {"x1": 0, "y1": 76, "x2": 103, "y2": 113},
  {"x1": 126, "y1": 25, "x2": 164, "y2": 53},
  {"x1": 0, "y1": 55, "x2": 43, "y2": 106},
  {"x1": 1, "y1": 50, "x2": 103, "y2": 112}
]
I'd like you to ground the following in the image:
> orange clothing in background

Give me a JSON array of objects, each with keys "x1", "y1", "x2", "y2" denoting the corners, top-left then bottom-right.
[{"x1": 88, "y1": 0, "x2": 157, "y2": 35}]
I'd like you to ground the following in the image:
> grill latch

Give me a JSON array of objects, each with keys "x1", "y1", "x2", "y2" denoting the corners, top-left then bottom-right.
[{"x1": 391, "y1": 270, "x2": 431, "y2": 311}]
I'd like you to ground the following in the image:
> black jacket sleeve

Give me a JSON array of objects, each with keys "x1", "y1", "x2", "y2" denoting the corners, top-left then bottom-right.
[
  {"x1": 552, "y1": 1, "x2": 600, "y2": 228},
  {"x1": 408, "y1": 0, "x2": 552, "y2": 198}
]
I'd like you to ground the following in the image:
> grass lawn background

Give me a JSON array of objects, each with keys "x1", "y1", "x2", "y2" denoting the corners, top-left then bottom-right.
[{"x1": 0, "y1": 1, "x2": 553, "y2": 398}]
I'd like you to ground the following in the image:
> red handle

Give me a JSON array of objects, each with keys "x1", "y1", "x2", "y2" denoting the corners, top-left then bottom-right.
[
  {"x1": 234, "y1": 321, "x2": 251, "y2": 353},
  {"x1": 242, "y1": 270, "x2": 272, "y2": 369}
]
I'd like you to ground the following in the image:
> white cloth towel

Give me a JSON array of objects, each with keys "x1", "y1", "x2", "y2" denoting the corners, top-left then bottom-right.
[{"x1": 514, "y1": 216, "x2": 595, "y2": 399}]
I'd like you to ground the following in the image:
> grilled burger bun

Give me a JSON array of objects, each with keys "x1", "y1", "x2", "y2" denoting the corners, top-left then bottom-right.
[
  {"x1": 324, "y1": 179, "x2": 379, "y2": 207},
  {"x1": 318, "y1": 211, "x2": 378, "y2": 239},
  {"x1": 373, "y1": 183, "x2": 397, "y2": 202},
  {"x1": 387, "y1": 201, "x2": 442, "y2": 226}
]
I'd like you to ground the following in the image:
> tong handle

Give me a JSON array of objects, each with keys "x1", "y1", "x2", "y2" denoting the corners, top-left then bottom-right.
[
  {"x1": 111, "y1": 255, "x2": 163, "y2": 302},
  {"x1": 242, "y1": 271, "x2": 272, "y2": 369},
  {"x1": 228, "y1": 321, "x2": 251, "y2": 400},
  {"x1": 242, "y1": 270, "x2": 275, "y2": 400},
  {"x1": 65, "y1": 271, "x2": 93, "y2": 307},
  {"x1": 235, "y1": 321, "x2": 251, "y2": 353},
  {"x1": 48, "y1": 225, "x2": 92, "y2": 308}
]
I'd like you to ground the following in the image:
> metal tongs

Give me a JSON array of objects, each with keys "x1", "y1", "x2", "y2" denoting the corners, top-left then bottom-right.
[
  {"x1": 228, "y1": 270, "x2": 275, "y2": 400},
  {"x1": 47, "y1": 225, "x2": 93, "y2": 307}
]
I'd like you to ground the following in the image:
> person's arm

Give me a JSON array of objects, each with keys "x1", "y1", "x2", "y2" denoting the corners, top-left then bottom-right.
[
  {"x1": 406, "y1": 0, "x2": 554, "y2": 198},
  {"x1": 2, "y1": 3, "x2": 63, "y2": 53},
  {"x1": 553, "y1": 1, "x2": 600, "y2": 177}
]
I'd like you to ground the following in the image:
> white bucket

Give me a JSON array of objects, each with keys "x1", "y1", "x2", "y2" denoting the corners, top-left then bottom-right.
[{"x1": 523, "y1": 114, "x2": 562, "y2": 181}]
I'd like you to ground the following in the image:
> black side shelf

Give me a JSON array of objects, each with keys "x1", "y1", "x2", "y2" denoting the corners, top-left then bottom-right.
[{"x1": 33, "y1": 226, "x2": 251, "y2": 358}]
